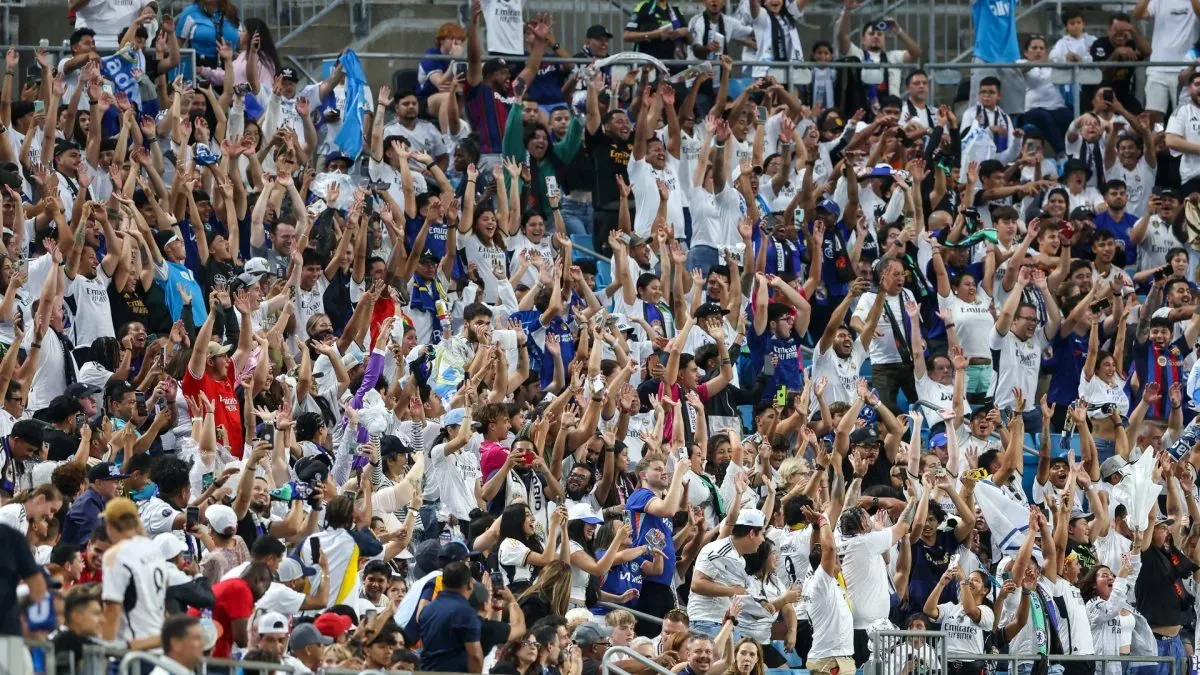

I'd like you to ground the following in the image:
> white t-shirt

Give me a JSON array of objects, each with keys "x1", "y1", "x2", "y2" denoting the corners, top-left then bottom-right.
[
  {"x1": 101, "y1": 535, "x2": 169, "y2": 642},
  {"x1": 937, "y1": 602, "x2": 994, "y2": 656},
  {"x1": 1167, "y1": 100, "x2": 1200, "y2": 183},
  {"x1": 688, "y1": 536, "x2": 750, "y2": 623},
  {"x1": 836, "y1": 529, "x2": 894, "y2": 628},
  {"x1": 915, "y1": 374, "x2": 955, "y2": 424},
  {"x1": 1106, "y1": 157, "x2": 1156, "y2": 217},
  {"x1": 138, "y1": 496, "x2": 180, "y2": 538},
  {"x1": 1134, "y1": 215, "x2": 1182, "y2": 274},
  {"x1": 1080, "y1": 373, "x2": 1130, "y2": 418},
  {"x1": 805, "y1": 565, "x2": 855, "y2": 660},
  {"x1": 0, "y1": 503, "x2": 27, "y2": 534},
  {"x1": 810, "y1": 340, "x2": 867, "y2": 411},
  {"x1": 426, "y1": 443, "x2": 482, "y2": 521},
  {"x1": 852, "y1": 290, "x2": 917, "y2": 366},
  {"x1": 498, "y1": 537, "x2": 537, "y2": 586},
  {"x1": 987, "y1": 328, "x2": 1048, "y2": 411},
  {"x1": 482, "y1": 0, "x2": 524, "y2": 55},
  {"x1": 1147, "y1": 0, "x2": 1200, "y2": 73},
  {"x1": 255, "y1": 581, "x2": 308, "y2": 615},
  {"x1": 842, "y1": 44, "x2": 909, "y2": 96},
  {"x1": 67, "y1": 270, "x2": 115, "y2": 347},
  {"x1": 75, "y1": 0, "x2": 153, "y2": 46},
  {"x1": 629, "y1": 155, "x2": 685, "y2": 239},
  {"x1": 939, "y1": 291, "x2": 993, "y2": 359},
  {"x1": 1049, "y1": 576, "x2": 1096, "y2": 655},
  {"x1": 294, "y1": 276, "x2": 328, "y2": 343},
  {"x1": 458, "y1": 232, "x2": 508, "y2": 303},
  {"x1": 507, "y1": 232, "x2": 553, "y2": 289},
  {"x1": 774, "y1": 526, "x2": 813, "y2": 588}
]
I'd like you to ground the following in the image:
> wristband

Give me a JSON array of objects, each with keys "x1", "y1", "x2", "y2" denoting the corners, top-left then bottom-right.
[
  {"x1": 191, "y1": 417, "x2": 202, "y2": 423},
  {"x1": 944, "y1": 323, "x2": 956, "y2": 329},
  {"x1": 31, "y1": 342, "x2": 40, "y2": 349}
]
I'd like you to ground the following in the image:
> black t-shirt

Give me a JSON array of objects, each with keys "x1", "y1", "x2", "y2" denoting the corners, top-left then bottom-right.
[
  {"x1": 586, "y1": 130, "x2": 632, "y2": 210},
  {"x1": 202, "y1": 257, "x2": 235, "y2": 298},
  {"x1": 480, "y1": 617, "x2": 511, "y2": 656},
  {"x1": 109, "y1": 281, "x2": 172, "y2": 336},
  {"x1": 627, "y1": 0, "x2": 687, "y2": 62},
  {"x1": 52, "y1": 630, "x2": 99, "y2": 675},
  {"x1": 1090, "y1": 37, "x2": 1137, "y2": 96},
  {"x1": 0, "y1": 523, "x2": 39, "y2": 635}
]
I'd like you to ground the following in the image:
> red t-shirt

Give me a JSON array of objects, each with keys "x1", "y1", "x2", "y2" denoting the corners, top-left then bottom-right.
[
  {"x1": 182, "y1": 360, "x2": 244, "y2": 457},
  {"x1": 192, "y1": 578, "x2": 254, "y2": 658}
]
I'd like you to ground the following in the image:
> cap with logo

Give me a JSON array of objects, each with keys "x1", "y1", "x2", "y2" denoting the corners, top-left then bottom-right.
[
  {"x1": 87, "y1": 462, "x2": 128, "y2": 483},
  {"x1": 65, "y1": 383, "x2": 102, "y2": 398},
  {"x1": 568, "y1": 503, "x2": 604, "y2": 524},
  {"x1": 154, "y1": 532, "x2": 187, "y2": 561},
  {"x1": 572, "y1": 622, "x2": 614, "y2": 646},
  {"x1": 280, "y1": 67, "x2": 299, "y2": 82}
]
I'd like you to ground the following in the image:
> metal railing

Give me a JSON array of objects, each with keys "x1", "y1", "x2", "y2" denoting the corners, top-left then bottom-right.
[
  {"x1": 603, "y1": 645, "x2": 675, "y2": 675},
  {"x1": 597, "y1": 602, "x2": 665, "y2": 626},
  {"x1": 867, "y1": 628, "x2": 947, "y2": 675}
]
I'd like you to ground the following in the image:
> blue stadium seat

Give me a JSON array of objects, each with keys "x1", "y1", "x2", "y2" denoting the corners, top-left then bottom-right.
[
  {"x1": 596, "y1": 260, "x2": 612, "y2": 289},
  {"x1": 571, "y1": 235, "x2": 596, "y2": 259}
]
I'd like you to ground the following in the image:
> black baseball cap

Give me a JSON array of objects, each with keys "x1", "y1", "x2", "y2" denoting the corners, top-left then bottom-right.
[{"x1": 586, "y1": 25, "x2": 614, "y2": 39}]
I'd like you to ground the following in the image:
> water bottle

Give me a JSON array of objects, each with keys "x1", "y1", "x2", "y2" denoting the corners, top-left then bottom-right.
[{"x1": 435, "y1": 298, "x2": 451, "y2": 340}]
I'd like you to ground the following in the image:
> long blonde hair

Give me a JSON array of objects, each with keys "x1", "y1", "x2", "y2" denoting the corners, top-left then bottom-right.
[{"x1": 518, "y1": 560, "x2": 572, "y2": 617}]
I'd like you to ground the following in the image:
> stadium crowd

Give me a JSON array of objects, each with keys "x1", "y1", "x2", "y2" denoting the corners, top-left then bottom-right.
[{"x1": 7, "y1": 0, "x2": 1200, "y2": 672}]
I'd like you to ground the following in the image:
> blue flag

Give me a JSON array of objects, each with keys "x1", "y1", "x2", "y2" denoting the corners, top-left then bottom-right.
[
  {"x1": 334, "y1": 50, "x2": 369, "y2": 161},
  {"x1": 101, "y1": 47, "x2": 141, "y2": 106}
]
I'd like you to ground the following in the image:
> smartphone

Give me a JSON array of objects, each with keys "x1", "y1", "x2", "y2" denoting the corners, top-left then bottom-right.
[
  {"x1": 101, "y1": 82, "x2": 114, "y2": 96},
  {"x1": 1154, "y1": 265, "x2": 1172, "y2": 281},
  {"x1": 32, "y1": 100, "x2": 43, "y2": 114},
  {"x1": 75, "y1": 413, "x2": 85, "y2": 429},
  {"x1": 875, "y1": 20, "x2": 893, "y2": 31},
  {"x1": 310, "y1": 537, "x2": 321, "y2": 566},
  {"x1": 1102, "y1": 89, "x2": 1115, "y2": 103},
  {"x1": 364, "y1": 609, "x2": 377, "y2": 621},
  {"x1": 490, "y1": 570, "x2": 505, "y2": 589},
  {"x1": 344, "y1": 489, "x2": 358, "y2": 501},
  {"x1": 135, "y1": 391, "x2": 147, "y2": 417},
  {"x1": 185, "y1": 506, "x2": 199, "y2": 531},
  {"x1": 545, "y1": 175, "x2": 560, "y2": 199},
  {"x1": 756, "y1": 105, "x2": 768, "y2": 124},
  {"x1": 522, "y1": 450, "x2": 535, "y2": 465},
  {"x1": 1090, "y1": 298, "x2": 1111, "y2": 313},
  {"x1": 774, "y1": 385, "x2": 788, "y2": 407}
]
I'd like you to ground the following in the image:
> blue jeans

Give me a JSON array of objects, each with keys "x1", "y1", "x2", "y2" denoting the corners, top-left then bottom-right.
[
  {"x1": 1155, "y1": 633, "x2": 1188, "y2": 675},
  {"x1": 1000, "y1": 407, "x2": 1044, "y2": 447},
  {"x1": 1094, "y1": 436, "x2": 1117, "y2": 463},
  {"x1": 688, "y1": 245, "x2": 721, "y2": 279},
  {"x1": 692, "y1": 619, "x2": 743, "y2": 643},
  {"x1": 558, "y1": 198, "x2": 593, "y2": 238}
]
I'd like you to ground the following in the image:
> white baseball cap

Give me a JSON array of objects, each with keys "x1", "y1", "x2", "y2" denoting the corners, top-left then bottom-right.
[
  {"x1": 154, "y1": 532, "x2": 187, "y2": 561},
  {"x1": 256, "y1": 612, "x2": 289, "y2": 636},
  {"x1": 735, "y1": 508, "x2": 766, "y2": 528},
  {"x1": 205, "y1": 504, "x2": 238, "y2": 537}
]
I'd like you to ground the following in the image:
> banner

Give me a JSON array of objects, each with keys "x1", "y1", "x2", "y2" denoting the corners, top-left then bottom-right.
[{"x1": 101, "y1": 46, "x2": 141, "y2": 106}]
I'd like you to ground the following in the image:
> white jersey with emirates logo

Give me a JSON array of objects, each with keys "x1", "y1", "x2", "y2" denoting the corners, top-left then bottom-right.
[{"x1": 101, "y1": 535, "x2": 170, "y2": 642}]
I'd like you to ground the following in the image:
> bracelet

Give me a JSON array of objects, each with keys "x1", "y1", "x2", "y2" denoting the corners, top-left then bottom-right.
[
  {"x1": 944, "y1": 323, "x2": 956, "y2": 329},
  {"x1": 191, "y1": 417, "x2": 202, "y2": 423},
  {"x1": 31, "y1": 342, "x2": 40, "y2": 349}
]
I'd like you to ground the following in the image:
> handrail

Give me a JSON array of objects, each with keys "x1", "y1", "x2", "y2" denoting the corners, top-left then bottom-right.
[
  {"x1": 201, "y1": 655, "x2": 299, "y2": 674},
  {"x1": 596, "y1": 602, "x2": 664, "y2": 626},
  {"x1": 119, "y1": 651, "x2": 173, "y2": 675},
  {"x1": 603, "y1": 645, "x2": 675, "y2": 675}
]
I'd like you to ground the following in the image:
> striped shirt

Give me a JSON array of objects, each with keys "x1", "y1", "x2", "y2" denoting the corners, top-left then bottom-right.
[{"x1": 463, "y1": 85, "x2": 515, "y2": 155}]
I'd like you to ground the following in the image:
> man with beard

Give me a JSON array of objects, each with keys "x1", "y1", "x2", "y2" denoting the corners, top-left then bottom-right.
[
  {"x1": 586, "y1": 68, "x2": 633, "y2": 257},
  {"x1": 481, "y1": 433, "x2": 565, "y2": 538},
  {"x1": 679, "y1": 633, "x2": 716, "y2": 675},
  {"x1": 1166, "y1": 69, "x2": 1200, "y2": 194},
  {"x1": 383, "y1": 88, "x2": 449, "y2": 173},
  {"x1": 812, "y1": 279, "x2": 879, "y2": 410},
  {"x1": 230, "y1": 446, "x2": 312, "y2": 549},
  {"x1": 433, "y1": 303, "x2": 499, "y2": 400},
  {"x1": 564, "y1": 463, "x2": 600, "y2": 511}
]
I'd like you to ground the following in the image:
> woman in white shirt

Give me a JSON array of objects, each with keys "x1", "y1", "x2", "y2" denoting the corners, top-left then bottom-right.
[
  {"x1": 457, "y1": 162, "x2": 518, "y2": 304},
  {"x1": 931, "y1": 243, "x2": 995, "y2": 400},
  {"x1": 1079, "y1": 313, "x2": 1129, "y2": 458},
  {"x1": 922, "y1": 565, "x2": 994, "y2": 665},
  {"x1": 1019, "y1": 36, "x2": 1074, "y2": 155},
  {"x1": 497, "y1": 502, "x2": 565, "y2": 594},
  {"x1": 1080, "y1": 556, "x2": 1137, "y2": 675},
  {"x1": 742, "y1": 538, "x2": 800, "y2": 666},
  {"x1": 566, "y1": 505, "x2": 636, "y2": 608}
]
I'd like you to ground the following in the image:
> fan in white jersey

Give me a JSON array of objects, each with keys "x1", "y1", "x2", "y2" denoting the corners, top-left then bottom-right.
[{"x1": 99, "y1": 497, "x2": 170, "y2": 650}]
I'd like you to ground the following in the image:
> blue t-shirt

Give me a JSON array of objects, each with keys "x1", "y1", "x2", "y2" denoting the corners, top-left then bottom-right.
[
  {"x1": 757, "y1": 237, "x2": 803, "y2": 279},
  {"x1": 815, "y1": 221, "x2": 852, "y2": 305},
  {"x1": 1047, "y1": 330, "x2": 1092, "y2": 406},
  {"x1": 176, "y1": 4, "x2": 240, "y2": 62},
  {"x1": 1094, "y1": 210, "x2": 1139, "y2": 264},
  {"x1": 748, "y1": 324, "x2": 805, "y2": 396},
  {"x1": 155, "y1": 261, "x2": 207, "y2": 327},
  {"x1": 626, "y1": 487, "x2": 676, "y2": 586},
  {"x1": 405, "y1": 215, "x2": 450, "y2": 260},
  {"x1": 594, "y1": 548, "x2": 648, "y2": 615},
  {"x1": 907, "y1": 530, "x2": 961, "y2": 613},
  {"x1": 972, "y1": 0, "x2": 1019, "y2": 63}
]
